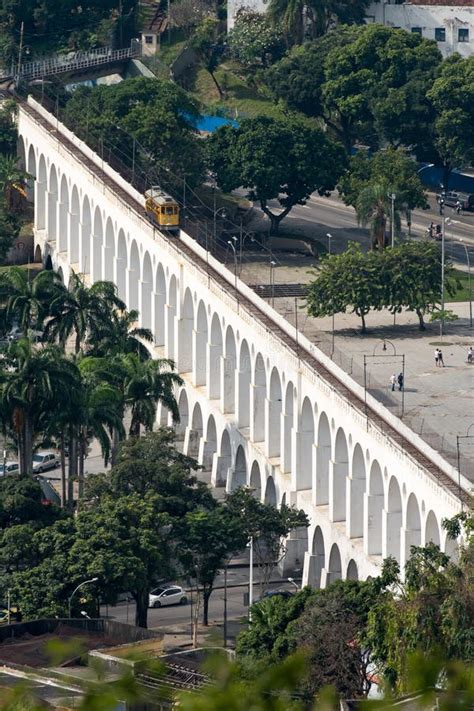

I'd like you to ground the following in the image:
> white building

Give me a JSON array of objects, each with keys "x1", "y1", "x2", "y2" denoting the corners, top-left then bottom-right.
[{"x1": 366, "y1": 0, "x2": 474, "y2": 57}]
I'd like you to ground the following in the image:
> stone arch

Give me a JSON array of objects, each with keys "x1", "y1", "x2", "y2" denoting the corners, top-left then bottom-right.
[
  {"x1": 332, "y1": 428, "x2": 348, "y2": 522},
  {"x1": 27, "y1": 144, "x2": 36, "y2": 203},
  {"x1": 366, "y1": 460, "x2": 384, "y2": 555},
  {"x1": 346, "y1": 559, "x2": 358, "y2": 581},
  {"x1": 268, "y1": 368, "x2": 282, "y2": 458},
  {"x1": 116, "y1": 229, "x2": 127, "y2": 301},
  {"x1": 264, "y1": 476, "x2": 277, "y2": 506},
  {"x1": 81, "y1": 196, "x2": 91, "y2": 274},
  {"x1": 298, "y1": 397, "x2": 314, "y2": 490},
  {"x1": 179, "y1": 288, "x2": 194, "y2": 373},
  {"x1": 387, "y1": 477, "x2": 403, "y2": 563},
  {"x1": 425, "y1": 510, "x2": 440, "y2": 547},
  {"x1": 47, "y1": 163, "x2": 58, "y2": 241},
  {"x1": 209, "y1": 314, "x2": 223, "y2": 400},
  {"x1": 238, "y1": 340, "x2": 251, "y2": 428},
  {"x1": 141, "y1": 252, "x2": 153, "y2": 331},
  {"x1": 201, "y1": 415, "x2": 217, "y2": 470},
  {"x1": 34, "y1": 244, "x2": 42, "y2": 263},
  {"x1": 252, "y1": 353, "x2": 266, "y2": 442},
  {"x1": 349, "y1": 444, "x2": 366, "y2": 538},
  {"x1": 58, "y1": 175, "x2": 69, "y2": 253},
  {"x1": 128, "y1": 240, "x2": 140, "y2": 312},
  {"x1": 45, "y1": 254, "x2": 53, "y2": 270},
  {"x1": 214, "y1": 428, "x2": 232, "y2": 487},
  {"x1": 167, "y1": 275, "x2": 177, "y2": 361},
  {"x1": 154, "y1": 263, "x2": 166, "y2": 347},
  {"x1": 282, "y1": 381, "x2": 294, "y2": 474},
  {"x1": 231, "y1": 445, "x2": 247, "y2": 491},
  {"x1": 187, "y1": 402, "x2": 203, "y2": 458},
  {"x1": 328, "y1": 543, "x2": 342, "y2": 584},
  {"x1": 104, "y1": 218, "x2": 115, "y2": 282},
  {"x1": 316, "y1": 412, "x2": 330, "y2": 504},
  {"x1": 176, "y1": 389, "x2": 189, "y2": 441},
  {"x1": 405, "y1": 493, "x2": 421, "y2": 564},
  {"x1": 308, "y1": 526, "x2": 325, "y2": 588},
  {"x1": 195, "y1": 301, "x2": 208, "y2": 387},
  {"x1": 37, "y1": 154, "x2": 47, "y2": 230},
  {"x1": 223, "y1": 326, "x2": 236, "y2": 413},
  {"x1": 57, "y1": 266, "x2": 64, "y2": 283},
  {"x1": 69, "y1": 185, "x2": 80, "y2": 264},
  {"x1": 92, "y1": 207, "x2": 103, "y2": 283},
  {"x1": 249, "y1": 461, "x2": 262, "y2": 499}
]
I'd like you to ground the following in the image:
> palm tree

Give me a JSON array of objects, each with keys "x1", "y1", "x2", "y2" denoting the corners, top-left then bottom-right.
[
  {"x1": 0, "y1": 267, "x2": 63, "y2": 336},
  {"x1": 355, "y1": 183, "x2": 400, "y2": 249},
  {"x1": 268, "y1": 0, "x2": 306, "y2": 43},
  {"x1": 120, "y1": 353, "x2": 183, "y2": 437},
  {"x1": 89, "y1": 308, "x2": 153, "y2": 360},
  {"x1": 0, "y1": 338, "x2": 80, "y2": 476},
  {"x1": 45, "y1": 271, "x2": 126, "y2": 354},
  {"x1": 0, "y1": 155, "x2": 28, "y2": 209}
]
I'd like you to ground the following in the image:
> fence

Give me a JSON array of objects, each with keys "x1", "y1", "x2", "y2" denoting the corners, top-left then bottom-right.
[{"x1": 17, "y1": 45, "x2": 139, "y2": 81}]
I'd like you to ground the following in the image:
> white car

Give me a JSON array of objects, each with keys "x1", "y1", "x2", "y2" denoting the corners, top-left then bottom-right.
[
  {"x1": 0, "y1": 461, "x2": 19, "y2": 476},
  {"x1": 148, "y1": 586, "x2": 187, "y2": 608},
  {"x1": 32, "y1": 452, "x2": 59, "y2": 473}
]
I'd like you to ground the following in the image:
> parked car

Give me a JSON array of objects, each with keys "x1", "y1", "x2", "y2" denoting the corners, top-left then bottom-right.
[
  {"x1": 436, "y1": 191, "x2": 474, "y2": 211},
  {"x1": 32, "y1": 451, "x2": 59, "y2": 473},
  {"x1": 148, "y1": 585, "x2": 187, "y2": 608},
  {"x1": 256, "y1": 589, "x2": 294, "y2": 603},
  {"x1": 0, "y1": 461, "x2": 19, "y2": 476}
]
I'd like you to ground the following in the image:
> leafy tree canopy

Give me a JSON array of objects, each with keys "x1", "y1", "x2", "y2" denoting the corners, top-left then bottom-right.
[{"x1": 228, "y1": 11, "x2": 285, "y2": 68}]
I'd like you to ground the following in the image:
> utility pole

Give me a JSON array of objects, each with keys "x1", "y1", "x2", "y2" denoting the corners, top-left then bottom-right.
[
  {"x1": 17, "y1": 21, "x2": 24, "y2": 81},
  {"x1": 440, "y1": 197, "x2": 445, "y2": 336},
  {"x1": 223, "y1": 563, "x2": 228, "y2": 648},
  {"x1": 389, "y1": 192, "x2": 396, "y2": 247}
]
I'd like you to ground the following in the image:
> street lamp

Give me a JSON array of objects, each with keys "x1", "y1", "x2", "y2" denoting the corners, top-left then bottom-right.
[
  {"x1": 270, "y1": 260, "x2": 276, "y2": 308},
  {"x1": 388, "y1": 193, "x2": 396, "y2": 247},
  {"x1": 227, "y1": 239, "x2": 238, "y2": 291},
  {"x1": 326, "y1": 233, "x2": 335, "y2": 358},
  {"x1": 213, "y1": 206, "x2": 227, "y2": 248},
  {"x1": 248, "y1": 536, "x2": 254, "y2": 621},
  {"x1": 287, "y1": 577, "x2": 299, "y2": 592},
  {"x1": 458, "y1": 239, "x2": 473, "y2": 328},
  {"x1": 68, "y1": 577, "x2": 98, "y2": 619}
]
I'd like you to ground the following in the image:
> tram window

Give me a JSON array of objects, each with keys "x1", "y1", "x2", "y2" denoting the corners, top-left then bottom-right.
[{"x1": 165, "y1": 206, "x2": 174, "y2": 214}]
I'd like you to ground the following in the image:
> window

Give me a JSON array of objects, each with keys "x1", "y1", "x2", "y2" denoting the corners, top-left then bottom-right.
[
  {"x1": 435, "y1": 27, "x2": 446, "y2": 42},
  {"x1": 145, "y1": 35, "x2": 154, "y2": 45},
  {"x1": 411, "y1": 27, "x2": 422, "y2": 36},
  {"x1": 458, "y1": 28, "x2": 469, "y2": 42}
]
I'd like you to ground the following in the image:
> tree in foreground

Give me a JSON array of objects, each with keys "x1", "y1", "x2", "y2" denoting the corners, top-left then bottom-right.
[
  {"x1": 207, "y1": 116, "x2": 345, "y2": 234},
  {"x1": 228, "y1": 11, "x2": 285, "y2": 68}
]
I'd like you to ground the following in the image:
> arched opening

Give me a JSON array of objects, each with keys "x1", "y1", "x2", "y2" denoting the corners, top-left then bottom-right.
[
  {"x1": 154, "y1": 264, "x2": 166, "y2": 347},
  {"x1": 57, "y1": 266, "x2": 64, "y2": 283},
  {"x1": 69, "y1": 186, "x2": 80, "y2": 264},
  {"x1": 45, "y1": 254, "x2": 53, "y2": 270},
  {"x1": 104, "y1": 218, "x2": 115, "y2": 282},
  {"x1": 425, "y1": 511, "x2": 440, "y2": 547},
  {"x1": 195, "y1": 301, "x2": 208, "y2": 387},
  {"x1": 81, "y1": 196, "x2": 91, "y2": 274},
  {"x1": 116, "y1": 230, "x2": 127, "y2": 301},
  {"x1": 405, "y1": 493, "x2": 421, "y2": 565},
  {"x1": 387, "y1": 477, "x2": 402, "y2": 563},
  {"x1": 347, "y1": 559, "x2": 358, "y2": 580},
  {"x1": 366, "y1": 460, "x2": 384, "y2": 555},
  {"x1": 238, "y1": 340, "x2": 251, "y2": 429},
  {"x1": 252, "y1": 353, "x2": 266, "y2": 442},
  {"x1": 332, "y1": 429, "x2": 348, "y2": 522},
  {"x1": 27, "y1": 144, "x2": 36, "y2": 203},
  {"x1": 141, "y1": 252, "x2": 153, "y2": 331},
  {"x1": 282, "y1": 382, "x2": 294, "y2": 474},
  {"x1": 179, "y1": 288, "x2": 194, "y2": 373},
  {"x1": 47, "y1": 164, "x2": 58, "y2": 241},
  {"x1": 34, "y1": 244, "x2": 42, "y2": 263},
  {"x1": 249, "y1": 461, "x2": 262, "y2": 500},
  {"x1": 215, "y1": 429, "x2": 232, "y2": 487},
  {"x1": 444, "y1": 534, "x2": 459, "y2": 563},
  {"x1": 349, "y1": 444, "x2": 366, "y2": 538},
  {"x1": 209, "y1": 314, "x2": 223, "y2": 400},
  {"x1": 309, "y1": 526, "x2": 325, "y2": 588},
  {"x1": 231, "y1": 445, "x2": 247, "y2": 491},
  {"x1": 128, "y1": 240, "x2": 140, "y2": 312},
  {"x1": 187, "y1": 403, "x2": 203, "y2": 459},
  {"x1": 298, "y1": 397, "x2": 314, "y2": 490},
  {"x1": 202, "y1": 415, "x2": 217, "y2": 470},
  {"x1": 175, "y1": 389, "x2": 189, "y2": 441},
  {"x1": 223, "y1": 326, "x2": 236, "y2": 413},
  {"x1": 316, "y1": 412, "x2": 330, "y2": 505},
  {"x1": 37, "y1": 154, "x2": 47, "y2": 230},
  {"x1": 327, "y1": 543, "x2": 342, "y2": 584},
  {"x1": 268, "y1": 368, "x2": 282, "y2": 458},
  {"x1": 92, "y1": 207, "x2": 103, "y2": 282},
  {"x1": 264, "y1": 476, "x2": 277, "y2": 506},
  {"x1": 167, "y1": 275, "x2": 177, "y2": 361},
  {"x1": 58, "y1": 175, "x2": 69, "y2": 253}
]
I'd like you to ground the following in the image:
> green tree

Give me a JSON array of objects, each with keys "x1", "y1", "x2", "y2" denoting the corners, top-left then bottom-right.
[
  {"x1": 192, "y1": 18, "x2": 226, "y2": 98},
  {"x1": 228, "y1": 11, "x2": 285, "y2": 68},
  {"x1": 0, "y1": 196, "x2": 20, "y2": 263},
  {"x1": 0, "y1": 102, "x2": 18, "y2": 156},
  {"x1": 0, "y1": 266, "x2": 63, "y2": 336},
  {"x1": 207, "y1": 116, "x2": 345, "y2": 234},
  {"x1": 88, "y1": 307, "x2": 153, "y2": 360},
  {"x1": 0, "y1": 154, "x2": 28, "y2": 210},
  {"x1": 0, "y1": 474, "x2": 60, "y2": 529}
]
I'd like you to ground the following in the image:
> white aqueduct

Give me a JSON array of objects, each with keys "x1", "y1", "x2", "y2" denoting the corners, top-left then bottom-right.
[{"x1": 17, "y1": 97, "x2": 470, "y2": 586}]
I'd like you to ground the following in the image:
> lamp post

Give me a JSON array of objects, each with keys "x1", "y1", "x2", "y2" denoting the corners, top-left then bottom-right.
[
  {"x1": 440, "y1": 202, "x2": 446, "y2": 336},
  {"x1": 227, "y1": 239, "x2": 238, "y2": 291},
  {"x1": 214, "y1": 206, "x2": 227, "y2": 249},
  {"x1": 248, "y1": 535, "x2": 254, "y2": 620},
  {"x1": 388, "y1": 193, "x2": 396, "y2": 247},
  {"x1": 287, "y1": 577, "x2": 299, "y2": 592},
  {"x1": 270, "y1": 260, "x2": 276, "y2": 308},
  {"x1": 458, "y1": 239, "x2": 472, "y2": 328},
  {"x1": 326, "y1": 233, "x2": 335, "y2": 358},
  {"x1": 68, "y1": 577, "x2": 98, "y2": 619}
]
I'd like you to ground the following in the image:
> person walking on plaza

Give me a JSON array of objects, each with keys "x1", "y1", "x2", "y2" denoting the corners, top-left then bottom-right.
[
  {"x1": 390, "y1": 373, "x2": 396, "y2": 391},
  {"x1": 468, "y1": 346, "x2": 473, "y2": 364},
  {"x1": 397, "y1": 372, "x2": 404, "y2": 391},
  {"x1": 438, "y1": 349, "x2": 445, "y2": 367},
  {"x1": 434, "y1": 348, "x2": 440, "y2": 367}
]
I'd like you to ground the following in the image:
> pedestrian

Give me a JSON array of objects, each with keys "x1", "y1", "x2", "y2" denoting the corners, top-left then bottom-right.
[
  {"x1": 456, "y1": 200, "x2": 462, "y2": 215},
  {"x1": 397, "y1": 372, "x2": 404, "y2": 391},
  {"x1": 438, "y1": 349, "x2": 445, "y2": 367},
  {"x1": 434, "y1": 348, "x2": 440, "y2": 367},
  {"x1": 390, "y1": 373, "x2": 396, "y2": 391},
  {"x1": 428, "y1": 221, "x2": 434, "y2": 239},
  {"x1": 467, "y1": 346, "x2": 473, "y2": 364}
]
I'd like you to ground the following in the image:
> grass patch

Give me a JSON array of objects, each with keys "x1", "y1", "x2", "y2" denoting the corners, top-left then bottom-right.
[{"x1": 449, "y1": 269, "x2": 473, "y2": 302}]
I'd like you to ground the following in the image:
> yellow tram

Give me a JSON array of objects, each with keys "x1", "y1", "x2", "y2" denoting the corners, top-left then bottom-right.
[{"x1": 144, "y1": 187, "x2": 180, "y2": 231}]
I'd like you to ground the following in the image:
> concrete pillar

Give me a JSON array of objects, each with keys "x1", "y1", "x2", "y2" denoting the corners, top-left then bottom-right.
[
  {"x1": 184, "y1": 426, "x2": 200, "y2": 459},
  {"x1": 165, "y1": 303, "x2": 176, "y2": 360},
  {"x1": 198, "y1": 438, "x2": 215, "y2": 470},
  {"x1": 211, "y1": 453, "x2": 231, "y2": 488},
  {"x1": 223, "y1": 357, "x2": 236, "y2": 414},
  {"x1": 265, "y1": 397, "x2": 281, "y2": 459},
  {"x1": 315, "y1": 443, "x2": 330, "y2": 506},
  {"x1": 35, "y1": 180, "x2": 46, "y2": 230},
  {"x1": 250, "y1": 383, "x2": 266, "y2": 443},
  {"x1": 237, "y1": 369, "x2": 250, "y2": 429},
  {"x1": 382, "y1": 508, "x2": 403, "y2": 563},
  {"x1": 329, "y1": 460, "x2": 346, "y2": 522},
  {"x1": 279, "y1": 526, "x2": 307, "y2": 577},
  {"x1": 46, "y1": 191, "x2": 58, "y2": 240},
  {"x1": 58, "y1": 202, "x2": 68, "y2": 252},
  {"x1": 68, "y1": 209, "x2": 80, "y2": 265},
  {"x1": 177, "y1": 318, "x2": 193, "y2": 373},
  {"x1": 302, "y1": 552, "x2": 326, "y2": 588},
  {"x1": 193, "y1": 329, "x2": 206, "y2": 386},
  {"x1": 207, "y1": 343, "x2": 221, "y2": 400},
  {"x1": 364, "y1": 492, "x2": 383, "y2": 556}
]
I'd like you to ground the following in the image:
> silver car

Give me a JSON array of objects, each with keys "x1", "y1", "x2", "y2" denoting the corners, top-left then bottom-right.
[
  {"x1": 148, "y1": 586, "x2": 187, "y2": 608},
  {"x1": 0, "y1": 461, "x2": 19, "y2": 476},
  {"x1": 32, "y1": 452, "x2": 59, "y2": 473}
]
